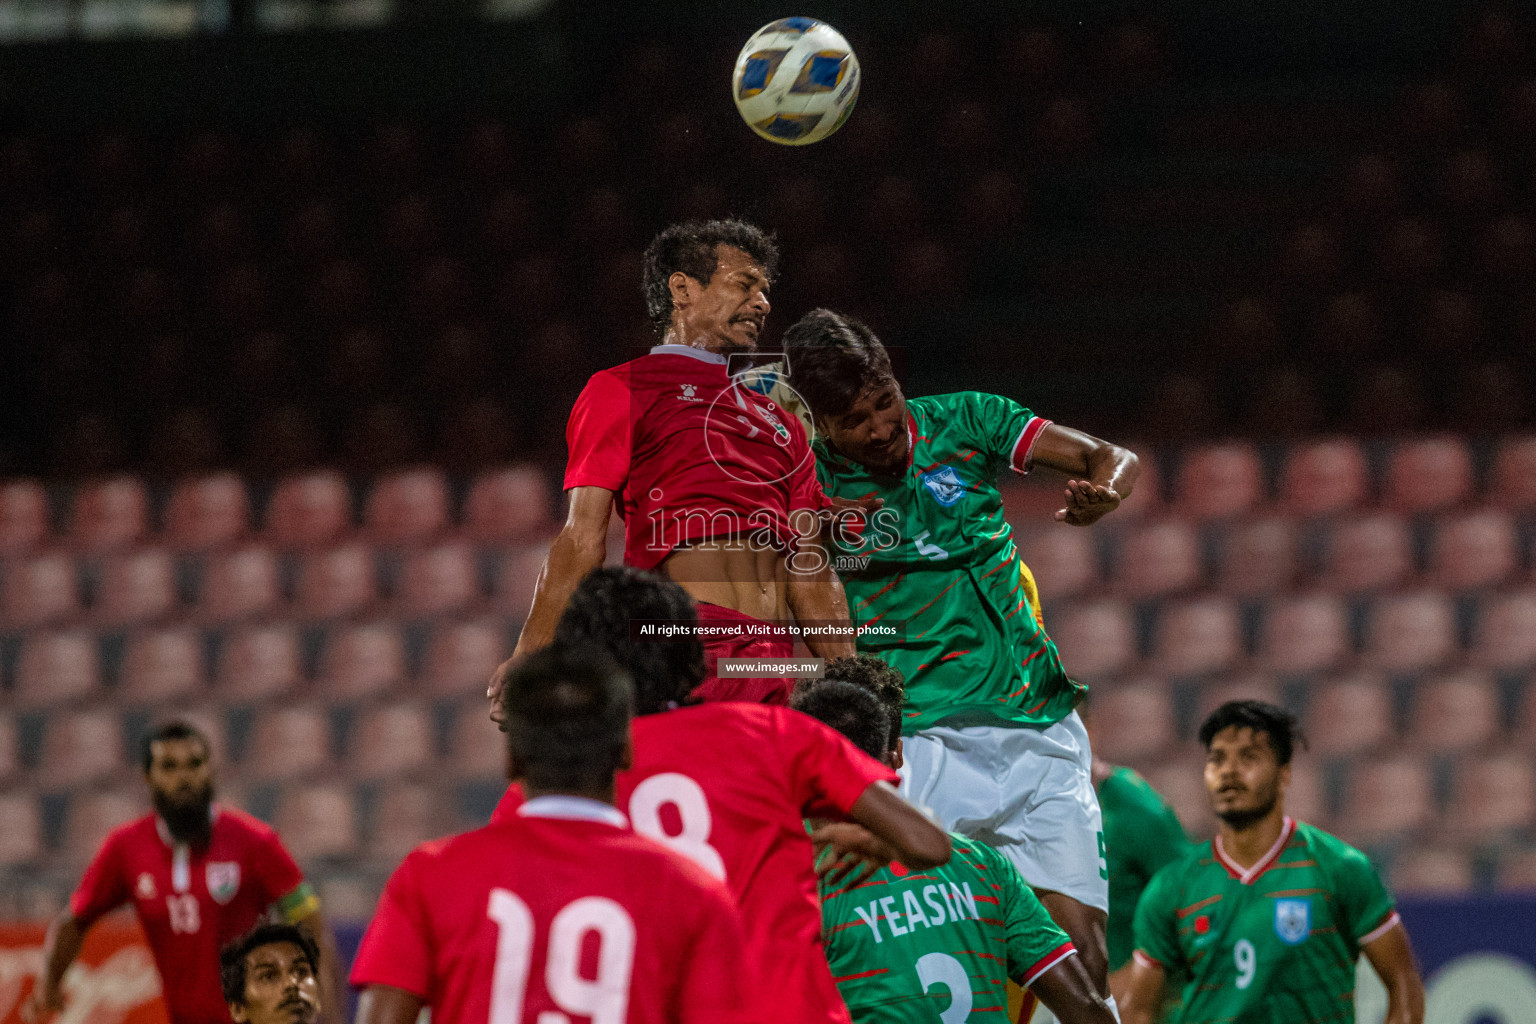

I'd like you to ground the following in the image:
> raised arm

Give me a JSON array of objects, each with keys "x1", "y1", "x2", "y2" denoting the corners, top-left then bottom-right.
[
  {"x1": 786, "y1": 516, "x2": 856, "y2": 660},
  {"x1": 1029, "y1": 424, "x2": 1140, "y2": 527},
  {"x1": 1362, "y1": 921, "x2": 1425, "y2": 1024},
  {"x1": 488, "y1": 486, "x2": 613, "y2": 717},
  {"x1": 844, "y1": 780, "x2": 950, "y2": 870},
  {"x1": 21, "y1": 911, "x2": 86, "y2": 1023}
]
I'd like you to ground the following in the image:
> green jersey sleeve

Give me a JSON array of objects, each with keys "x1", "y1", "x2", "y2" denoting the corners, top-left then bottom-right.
[
  {"x1": 1327, "y1": 840, "x2": 1398, "y2": 944},
  {"x1": 987, "y1": 843, "x2": 1075, "y2": 986},
  {"x1": 1132, "y1": 859, "x2": 1186, "y2": 971},
  {"x1": 945, "y1": 392, "x2": 1051, "y2": 476}
]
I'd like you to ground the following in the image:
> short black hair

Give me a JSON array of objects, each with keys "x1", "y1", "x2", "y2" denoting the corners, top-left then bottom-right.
[
  {"x1": 553, "y1": 567, "x2": 706, "y2": 715},
  {"x1": 1198, "y1": 700, "x2": 1306, "y2": 766},
  {"x1": 822, "y1": 654, "x2": 906, "y2": 752},
  {"x1": 641, "y1": 219, "x2": 780, "y2": 335},
  {"x1": 220, "y1": 923, "x2": 319, "y2": 1005},
  {"x1": 790, "y1": 680, "x2": 890, "y2": 761},
  {"x1": 499, "y1": 643, "x2": 634, "y2": 792},
  {"x1": 140, "y1": 720, "x2": 211, "y2": 774},
  {"x1": 783, "y1": 309, "x2": 897, "y2": 420}
]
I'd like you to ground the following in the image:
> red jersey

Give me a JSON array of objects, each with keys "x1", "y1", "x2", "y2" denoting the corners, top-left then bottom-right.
[
  {"x1": 492, "y1": 703, "x2": 900, "y2": 1024},
  {"x1": 564, "y1": 345, "x2": 831, "y2": 569},
  {"x1": 350, "y1": 797, "x2": 757, "y2": 1024},
  {"x1": 70, "y1": 805, "x2": 317, "y2": 1024}
]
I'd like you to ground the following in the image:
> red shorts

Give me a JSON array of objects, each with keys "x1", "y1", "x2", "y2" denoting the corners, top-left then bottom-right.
[{"x1": 691, "y1": 602, "x2": 796, "y2": 705}]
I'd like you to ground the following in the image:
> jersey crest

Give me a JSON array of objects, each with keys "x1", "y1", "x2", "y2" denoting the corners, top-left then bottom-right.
[
  {"x1": 920, "y1": 465, "x2": 968, "y2": 506},
  {"x1": 1274, "y1": 897, "x2": 1310, "y2": 945},
  {"x1": 207, "y1": 861, "x2": 241, "y2": 905}
]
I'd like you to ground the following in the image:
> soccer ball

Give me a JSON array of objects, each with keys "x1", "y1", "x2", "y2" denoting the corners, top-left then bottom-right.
[{"x1": 732, "y1": 17, "x2": 860, "y2": 146}]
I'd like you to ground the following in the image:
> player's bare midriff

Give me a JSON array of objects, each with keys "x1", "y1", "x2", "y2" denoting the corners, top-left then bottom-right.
[{"x1": 660, "y1": 536, "x2": 792, "y2": 623}]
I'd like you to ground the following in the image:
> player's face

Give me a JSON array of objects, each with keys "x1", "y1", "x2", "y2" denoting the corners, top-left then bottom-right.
[
  {"x1": 671, "y1": 245, "x2": 770, "y2": 354},
  {"x1": 231, "y1": 942, "x2": 319, "y2": 1024},
  {"x1": 1204, "y1": 726, "x2": 1288, "y2": 827},
  {"x1": 818, "y1": 380, "x2": 909, "y2": 472},
  {"x1": 147, "y1": 738, "x2": 215, "y2": 814}
]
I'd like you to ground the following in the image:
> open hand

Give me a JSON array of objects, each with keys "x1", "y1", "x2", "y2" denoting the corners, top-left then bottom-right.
[
  {"x1": 486, "y1": 657, "x2": 515, "y2": 728},
  {"x1": 1054, "y1": 480, "x2": 1121, "y2": 526},
  {"x1": 811, "y1": 822, "x2": 898, "y2": 890}
]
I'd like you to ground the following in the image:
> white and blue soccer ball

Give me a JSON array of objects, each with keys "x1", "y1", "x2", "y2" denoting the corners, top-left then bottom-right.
[{"x1": 732, "y1": 17, "x2": 860, "y2": 146}]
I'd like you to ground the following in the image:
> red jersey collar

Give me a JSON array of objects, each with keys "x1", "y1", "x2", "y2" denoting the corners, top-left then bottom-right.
[
  {"x1": 649, "y1": 343, "x2": 728, "y2": 365},
  {"x1": 1214, "y1": 816, "x2": 1295, "y2": 884},
  {"x1": 518, "y1": 795, "x2": 628, "y2": 829}
]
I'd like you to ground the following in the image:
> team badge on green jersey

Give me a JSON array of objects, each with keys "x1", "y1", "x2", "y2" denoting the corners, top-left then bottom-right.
[
  {"x1": 920, "y1": 464, "x2": 968, "y2": 506},
  {"x1": 1274, "y1": 898, "x2": 1310, "y2": 945}
]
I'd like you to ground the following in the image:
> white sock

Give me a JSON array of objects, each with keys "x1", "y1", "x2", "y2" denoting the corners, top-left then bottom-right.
[{"x1": 1104, "y1": 994, "x2": 1121, "y2": 1022}]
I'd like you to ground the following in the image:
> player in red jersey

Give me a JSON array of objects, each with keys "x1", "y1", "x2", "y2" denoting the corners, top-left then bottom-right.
[
  {"x1": 24, "y1": 722, "x2": 343, "y2": 1024},
  {"x1": 491, "y1": 567, "x2": 952, "y2": 1024},
  {"x1": 490, "y1": 219, "x2": 856, "y2": 708},
  {"x1": 352, "y1": 645, "x2": 757, "y2": 1024}
]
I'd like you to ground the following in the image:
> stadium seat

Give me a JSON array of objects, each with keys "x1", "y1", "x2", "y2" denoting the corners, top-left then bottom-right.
[
  {"x1": 1383, "y1": 437, "x2": 1474, "y2": 514},
  {"x1": 1218, "y1": 516, "x2": 1298, "y2": 596},
  {"x1": 119, "y1": 627, "x2": 206, "y2": 705},
  {"x1": 348, "y1": 702, "x2": 436, "y2": 781},
  {"x1": 38, "y1": 710, "x2": 127, "y2": 789},
  {"x1": 199, "y1": 545, "x2": 283, "y2": 623},
  {"x1": 1391, "y1": 848, "x2": 1475, "y2": 896},
  {"x1": 1015, "y1": 527, "x2": 1098, "y2": 600},
  {"x1": 1047, "y1": 600, "x2": 1137, "y2": 679},
  {"x1": 0, "y1": 552, "x2": 80, "y2": 628},
  {"x1": 295, "y1": 544, "x2": 378, "y2": 620},
  {"x1": 164, "y1": 473, "x2": 250, "y2": 551},
  {"x1": 447, "y1": 699, "x2": 509, "y2": 780},
  {"x1": 1428, "y1": 510, "x2": 1518, "y2": 591},
  {"x1": 1319, "y1": 514, "x2": 1412, "y2": 592},
  {"x1": 422, "y1": 618, "x2": 506, "y2": 696},
  {"x1": 1151, "y1": 598, "x2": 1243, "y2": 678},
  {"x1": 1445, "y1": 754, "x2": 1536, "y2": 836},
  {"x1": 0, "y1": 718, "x2": 17, "y2": 783},
  {"x1": 1491, "y1": 436, "x2": 1536, "y2": 509},
  {"x1": 1086, "y1": 682, "x2": 1176, "y2": 763},
  {"x1": 492, "y1": 545, "x2": 550, "y2": 620},
  {"x1": 372, "y1": 782, "x2": 456, "y2": 861},
  {"x1": 1257, "y1": 594, "x2": 1351, "y2": 676},
  {"x1": 243, "y1": 705, "x2": 334, "y2": 781},
  {"x1": 1285, "y1": 757, "x2": 1328, "y2": 826},
  {"x1": 395, "y1": 543, "x2": 480, "y2": 617},
  {"x1": 1175, "y1": 443, "x2": 1264, "y2": 521},
  {"x1": 0, "y1": 479, "x2": 49, "y2": 555},
  {"x1": 95, "y1": 548, "x2": 179, "y2": 626},
  {"x1": 1495, "y1": 848, "x2": 1536, "y2": 891},
  {"x1": 364, "y1": 468, "x2": 450, "y2": 545},
  {"x1": 214, "y1": 623, "x2": 303, "y2": 702},
  {"x1": 273, "y1": 783, "x2": 358, "y2": 861},
  {"x1": 1141, "y1": 755, "x2": 1215, "y2": 840},
  {"x1": 1405, "y1": 670, "x2": 1501, "y2": 753},
  {"x1": 463, "y1": 466, "x2": 554, "y2": 543},
  {"x1": 1116, "y1": 521, "x2": 1202, "y2": 599},
  {"x1": 316, "y1": 622, "x2": 407, "y2": 700},
  {"x1": 1305, "y1": 674, "x2": 1394, "y2": 757},
  {"x1": 1362, "y1": 591, "x2": 1459, "y2": 673},
  {"x1": 1473, "y1": 590, "x2": 1536, "y2": 671},
  {"x1": 14, "y1": 630, "x2": 102, "y2": 708},
  {"x1": 150, "y1": 704, "x2": 230, "y2": 767},
  {"x1": 62, "y1": 789, "x2": 144, "y2": 863},
  {"x1": 1336, "y1": 756, "x2": 1434, "y2": 845},
  {"x1": 69, "y1": 476, "x2": 148, "y2": 552},
  {"x1": 1193, "y1": 674, "x2": 1284, "y2": 725},
  {"x1": 265, "y1": 471, "x2": 352, "y2": 549},
  {"x1": 1279, "y1": 439, "x2": 1369, "y2": 517},
  {"x1": 0, "y1": 791, "x2": 43, "y2": 866}
]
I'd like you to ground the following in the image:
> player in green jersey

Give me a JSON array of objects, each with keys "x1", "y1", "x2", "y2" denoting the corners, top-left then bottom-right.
[
  {"x1": 1122, "y1": 701, "x2": 1424, "y2": 1024},
  {"x1": 782, "y1": 309, "x2": 1140, "y2": 1009},
  {"x1": 793, "y1": 656, "x2": 1115, "y2": 1024}
]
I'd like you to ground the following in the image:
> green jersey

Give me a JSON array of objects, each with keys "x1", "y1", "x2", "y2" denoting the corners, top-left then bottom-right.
[
  {"x1": 812, "y1": 393, "x2": 1084, "y2": 733},
  {"x1": 821, "y1": 832, "x2": 1075, "y2": 1023},
  {"x1": 1100, "y1": 765, "x2": 1191, "y2": 971},
  {"x1": 1133, "y1": 818, "x2": 1399, "y2": 1024}
]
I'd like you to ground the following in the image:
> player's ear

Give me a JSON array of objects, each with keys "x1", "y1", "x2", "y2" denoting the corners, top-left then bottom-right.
[
  {"x1": 889, "y1": 738, "x2": 904, "y2": 772},
  {"x1": 228, "y1": 1003, "x2": 249, "y2": 1024},
  {"x1": 667, "y1": 270, "x2": 696, "y2": 311},
  {"x1": 1277, "y1": 760, "x2": 1292, "y2": 794}
]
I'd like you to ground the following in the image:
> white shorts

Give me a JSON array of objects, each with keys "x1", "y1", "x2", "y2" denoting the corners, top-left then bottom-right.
[{"x1": 898, "y1": 710, "x2": 1109, "y2": 913}]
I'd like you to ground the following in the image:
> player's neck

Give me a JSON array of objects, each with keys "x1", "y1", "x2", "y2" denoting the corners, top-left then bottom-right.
[
  {"x1": 1216, "y1": 805, "x2": 1288, "y2": 869},
  {"x1": 660, "y1": 324, "x2": 733, "y2": 356},
  {"x1": 521, "y1": 781, "x2": 617, "y2": 806}
]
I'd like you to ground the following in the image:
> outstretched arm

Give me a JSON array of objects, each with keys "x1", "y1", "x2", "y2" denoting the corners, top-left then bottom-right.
[
  {"x1": 1029, "y1": 424, "x2": 1140, "y2": 527},
  {"x1": 786, "y1": 524, "x2": 856, "y2": 660},
  {"x1": 1362, "y1": 920, "x2": 1425, "y2": 1024},
  {"x1": 1116, "y1": 955, "x2": 1167, "y2": 1024},
  {"x1": 845, "y1": 781, "x2": 950, "y2": 869},
  {"x1": 488, "y1": 486, "x2": 613, "y2": 716},
  {"x1": 21, "y1": 912, "x2": 86, "y2": 1022}
]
